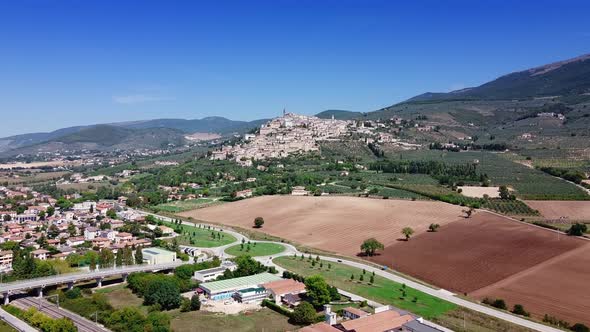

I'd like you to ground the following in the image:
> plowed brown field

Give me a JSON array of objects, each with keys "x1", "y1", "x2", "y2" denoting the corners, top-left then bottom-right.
[
  {"x1": 365, "y1": 212, "x2": 585, "y2": 293},
  {"x1": 181, "y1": 196, "x2": 590, "y2": 324},
  {"x1": 365, "y1": 211, "x2": 590, "y2": 324},
  {"x1": 471, "y1": 243, "x2": 590, "y2": 325},
  {"x1": 179, "y1": 195, "x2": 464, "y2": 255},
  {"x1": 525, "y1": 200, "x2": 590, "y2": 220}
]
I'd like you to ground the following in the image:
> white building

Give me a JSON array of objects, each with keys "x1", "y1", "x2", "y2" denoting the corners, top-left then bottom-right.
[
  {"x1": 194, "y1": 261, "x2": 237, "y2": 282},
  {"x1": 142, "y1": 247, "x2": 177, "y2": 265}
]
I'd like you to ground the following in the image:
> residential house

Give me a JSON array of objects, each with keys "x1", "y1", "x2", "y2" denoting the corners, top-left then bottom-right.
[
  {"x1": 234, "y1": 189, "x2": 253, "y2": 198},
  {"x1": 84, "y1": 227, "x2": 99, "y2": 240},
  {"x1": 31, "y1": 249, "x2": 49, "y2": 260},
  {"x1": 262, "y1": 278, "x2": 306, "y2": 305},
  {"x1": 0, "y1": 250, "x2": 13, "y2": 270}
]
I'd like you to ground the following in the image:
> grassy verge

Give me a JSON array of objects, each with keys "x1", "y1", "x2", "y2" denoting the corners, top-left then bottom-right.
[
  {"x1": 225, "y1": 242, "x2": 285, "y2": 257},
  {"x1": 0, "y1": 320, "x2": 16, "y2": 332},
  {"x1": 175, "y1": 214, "x2": 439, "y2": 288},
  {"x1": 433, "y1": 307, "x2": 535, "y2": 332},
  {"x1": 98, "y1": 285, "x2": 148, "y2": 315},
  {"x1": 161, "y1": 220, "x2": 236, "y2": 247},
  {"x1": 151, "y1": 198, "x2": 222, "y2": 213},
  {"x1": 274, "y1": 256, "x2": 455, "y2": 319},
  {"x1": 274, "y1": 256, "x2": 536, "y2": 332},
  {"x1": 170, "y1": 309, "x2": 298, "y2": 332}
]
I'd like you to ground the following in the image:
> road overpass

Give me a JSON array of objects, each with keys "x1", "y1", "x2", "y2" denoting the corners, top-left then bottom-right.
[{"x1": 0, "y1": 261, "x2": 185, "y2": 304}]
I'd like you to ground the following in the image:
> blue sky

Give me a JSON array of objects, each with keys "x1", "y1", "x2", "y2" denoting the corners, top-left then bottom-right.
[{"x1": 1, "y1": 0, "x2": 589, "y2": 136}]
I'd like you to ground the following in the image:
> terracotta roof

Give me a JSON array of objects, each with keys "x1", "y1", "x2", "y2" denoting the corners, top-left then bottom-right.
[
  {"x1": 262, "y1": 278, "x2": 306, "y2": 295},
  {"x1": 340, "y1": 311, "x2": 413, "y2": 332}
]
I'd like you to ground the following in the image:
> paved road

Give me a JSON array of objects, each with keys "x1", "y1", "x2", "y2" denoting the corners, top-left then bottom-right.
[
  {"x1": 141, "y1": 209, "x2": 563, "y2": 332},
  {"x1": 12, "y1": 297, "x2": 110, "y2": 332},
  {"x1": 0, "y1": 261, "x2": 184, "y2": 295},
  {"x1": 0, "y1": 307, "x2": 36, "y2": 332}
]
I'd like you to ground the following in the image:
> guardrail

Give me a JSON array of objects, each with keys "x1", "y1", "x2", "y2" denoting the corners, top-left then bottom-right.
[{"x1": 0, "y1": 261, "x2": 185, "y2": 293}]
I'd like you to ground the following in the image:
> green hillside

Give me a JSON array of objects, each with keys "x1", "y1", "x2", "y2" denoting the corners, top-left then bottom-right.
[{"x1": 407, "y1": 53, "x2": 590, "y2": 102}]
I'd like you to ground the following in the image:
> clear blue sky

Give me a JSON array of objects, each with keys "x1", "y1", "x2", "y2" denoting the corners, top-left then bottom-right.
[{"x1": 1, "y1": 0, "x2": 589, "y2": 136}]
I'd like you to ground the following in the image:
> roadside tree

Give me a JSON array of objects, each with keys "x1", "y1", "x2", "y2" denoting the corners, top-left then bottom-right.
[{"x1": 360, "y1": 238, "x2": 384, "y2": 256}]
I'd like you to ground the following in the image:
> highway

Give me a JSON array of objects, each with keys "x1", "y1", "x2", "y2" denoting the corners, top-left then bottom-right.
[
  {"x1": 12, "y1": 297, "x2": 110, "y2": 332},
  {"x1": 0, "y1": 260, "x2": 184, "y2": 295},
  {"x1": 141, "y1": 209, "x2": 564, "y2": 332}
]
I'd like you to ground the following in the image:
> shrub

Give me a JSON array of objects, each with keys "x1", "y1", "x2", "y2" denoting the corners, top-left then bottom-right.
[
  {"x1": 190, "y1": 294, "x2": 201, "y2": 311},
  {"x1": 65, "y1": 287, "x2": 82, "y2": 299},
  {"x1": 291, "y1": 302, "x2": 317, "y2": 325},
  {"x1": 174, "y1": 264, "x2": 196, "y2": 280},
  {"x1": 543, "y1": 314, "x2": 570, "y2": 328},
  {"x1": 571, "y1": 323, "x2": 590, "y2": 332},
  {"x1": 262, "y1": 299, "x2": 292, "y2": 317},
  {"x1": 567, "y1": 223, "x2": 588, "y2": 236},
  {"x1": 491, "y1": 299, "x2": 507, "y2": 310},
  {"x1": 511, "y1": 304, "x2": 529, "y2": 317}
]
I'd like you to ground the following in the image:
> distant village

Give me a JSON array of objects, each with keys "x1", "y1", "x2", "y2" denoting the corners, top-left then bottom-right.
[{"x1": 210, "y1": 112, "x2": 423, "y2": 166}]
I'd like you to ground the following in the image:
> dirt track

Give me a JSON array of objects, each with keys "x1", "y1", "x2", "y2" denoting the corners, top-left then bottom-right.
[
  {"x1": 180, "y1": 195, "x2": 464, "y2": 255},
  {"x1": 471, "y1": 243, "x2": 590, "y2": 325},
  {"x1": 365, "y1": 211, "x2": 585, "y2": 294}
]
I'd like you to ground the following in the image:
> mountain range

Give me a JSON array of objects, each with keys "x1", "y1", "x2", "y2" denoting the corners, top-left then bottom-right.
[
  {"x1": 0, "y1": 117, "x2": 268, "y2": 155},
  {"x1": 407, "y1": 53, "x2": 590, "y2": 102},
  {"x1": 2, "y1": 52, "x2": 590, "y2": 157}
]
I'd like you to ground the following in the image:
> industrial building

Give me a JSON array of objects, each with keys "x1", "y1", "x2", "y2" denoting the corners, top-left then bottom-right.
[
  {"x1": 193, "y1": 261, "x2": 237, "y2": 282},
  {"x1": 141, "y1": 247, "x2": 177, "y2": 265},
  {"x1": 198, "y1": 272, "x2": 281, "y2": 301}
]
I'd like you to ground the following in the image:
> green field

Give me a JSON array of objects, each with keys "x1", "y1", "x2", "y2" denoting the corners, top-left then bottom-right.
[
  {"x1": 384, "y1": 150, "x2": 589, "y2": 200},
  {"x1": 171, "y1": 308, "x2": 298, "y2": 332},
  {"x1": 98, "y1": 284, "x2": 150, "y2": 315},
  {"x1": 94, "y1": 284, "x2": 297, "y2": 332},
  {"x1": 152, "y1": 198, "x2": 220, "y2": 213},
  {"x1": 225, "y1": 242, "x2": 285, "y2": 257},
  {"x1": 0, "y1": 321, "x2": 16, "y2": 332},
  {"x1": 162, "y1": 221, "x2": 237, "y2": 247},
  {"x1": 274, "y1": 256, "x2": 455, "y2": 319},
  {"x1": 274, "y1": 256, "x2": 536, "y2": 332}
]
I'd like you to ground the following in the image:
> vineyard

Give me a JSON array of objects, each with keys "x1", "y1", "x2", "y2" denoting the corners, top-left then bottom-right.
[
  {"x1": 481, "y1": 199, "x2": 539, "y2": 216},
  {"x1": 385, "y1": 150, "x2": 589, "y2": 200},
  {"x1": 377, "y1": 183, "x2": 539, "y2": 216}
]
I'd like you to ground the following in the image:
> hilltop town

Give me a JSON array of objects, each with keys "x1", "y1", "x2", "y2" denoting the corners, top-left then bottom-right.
[
  {"x1": 210, "y1": 112, "x2": 350, "y2": 165},
  {"x1": 210, "y1": 112, "x2": 427, "y2": 166}
]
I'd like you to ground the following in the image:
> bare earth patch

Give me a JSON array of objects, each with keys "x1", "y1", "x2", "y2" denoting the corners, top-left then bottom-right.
[
  {"x1": 525, "y1": 200, "x2": 590, "y2": 220},
  {"x1": 365, "y1": 211, "x2": 584, "y2": 294},
  {"x1": 471, "y1": 243, "x2": 590, "y2": 325},
  {"x1": 364, "y1": 211, "x2": 589, "y2": 324},
  {"x1": 458, "y1": 186, "x2": 500, "y2": 198},
  {"x1": 180, "y1": 195, "x2": 464, "y2": 256}
]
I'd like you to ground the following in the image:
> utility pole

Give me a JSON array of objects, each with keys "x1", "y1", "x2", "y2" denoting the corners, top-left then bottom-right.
[{"x1": 46, "y1": 294, "x2": 60, "y2": 308}]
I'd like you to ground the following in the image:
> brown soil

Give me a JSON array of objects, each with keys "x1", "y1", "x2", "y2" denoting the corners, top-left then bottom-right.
[
  {"x1": 525, "y1": 200, "x2": 590, "y2": 220},
  {"x1": 471, "y1": 243, "x2": 590, "y2": 325},
  {"x1": 179, "y1": 195, "x2": 464, "y2": 256},
  {"x1": 365, "y1": 211, "x2": 585, "y2": 294}
]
